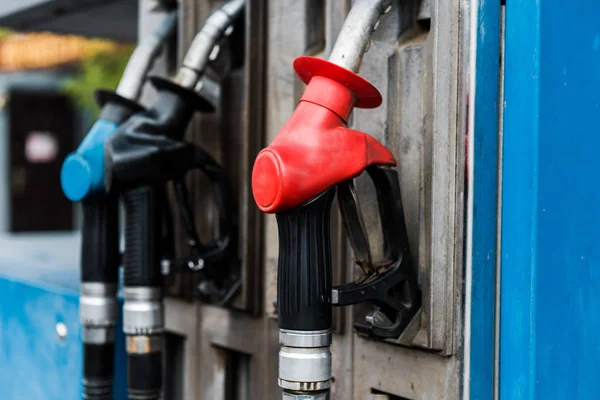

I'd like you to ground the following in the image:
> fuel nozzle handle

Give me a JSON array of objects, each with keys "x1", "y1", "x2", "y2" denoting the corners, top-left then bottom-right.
[
  {"x1": 105, "y1": 89, "x2": 196, "y2": 400},
  {"x1": 252, "y1": 69, "x2": 394, "y2": 397},
  {"x1": 251, "y1": 1, "x2": 394, "y2": 397}
]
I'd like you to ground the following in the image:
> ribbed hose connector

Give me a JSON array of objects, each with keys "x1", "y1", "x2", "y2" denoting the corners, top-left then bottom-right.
[
  {"x1": 83, "y1": 343, "x2": 115, "y2": 400},
  {"x1": 126, "y1": 335, "x2": 164, "y2": 400}
]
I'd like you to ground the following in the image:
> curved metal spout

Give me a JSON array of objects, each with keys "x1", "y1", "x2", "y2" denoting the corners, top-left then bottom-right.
[
  {"x1": 328, "y1": 0, "x2": 393, "y2": 72},
  {"x1": 116, "y1": 10, "x2": 178, "y2": 101},
  {"x1": 174, "y1": 0, "x2": 245, "y2": 89}
]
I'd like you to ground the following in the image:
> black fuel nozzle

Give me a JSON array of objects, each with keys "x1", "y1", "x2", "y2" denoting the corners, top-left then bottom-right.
[
  {"x1": 104, "y1": 85, "x2": 201, "y2": 400},
  {"x1": 103, "y1": 2, "x2": 244, "y2": 397},
  {"x1": 105, "y1": 50, "x2": 239, "y2": 400}
]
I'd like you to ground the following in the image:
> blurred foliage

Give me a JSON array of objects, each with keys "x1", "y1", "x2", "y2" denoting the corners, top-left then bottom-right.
[
  {"x1": 0, "y1": 28, "x2": 12, "y2": 38},
  {"x1": 63, "y1": 46, "x2": 134, "y2": 119},
  {"x1": 0, "y1": 27, "x2": 133, "y2": 119}
]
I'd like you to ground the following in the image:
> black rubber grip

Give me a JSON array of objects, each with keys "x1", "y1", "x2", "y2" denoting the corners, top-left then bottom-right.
[
  {"x1": 81, "y1": 195, "x2": 120, "y2": 283},
  {"x1": 276, "y1": 188, "x2": 335, "y2": 331},
  {"x1": 127, "y1": 351, "x2": 162, "y2": 400},
  {"x1": 123, "y1": 186, "x2": 163, "y2": 287},
  {"x1": 83, "y1": 343, "x2": 114, "y2": 400},
  {"x1": 99, "y1": 100, "x2": 140, "y2": 125}
]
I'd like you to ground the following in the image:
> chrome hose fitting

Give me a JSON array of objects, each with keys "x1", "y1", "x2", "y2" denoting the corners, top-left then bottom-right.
[
  {"x1": 278, "y1": 329, "x2": 332, "y2": 397},
  {"x1": 123, "y1": 287, "x2": 164, "y2": 335},
  {"x1": 80, "y1": 283, "x2": 118, "y2": 344}
]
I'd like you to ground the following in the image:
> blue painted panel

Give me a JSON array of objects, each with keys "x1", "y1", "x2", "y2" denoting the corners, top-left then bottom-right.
[
  {"x1": 502, "y1": 0, "x2": 600, "y2": 398},
  {"x1": 501, "y1": 0, "x2": 540, "y2": 398},
  {"x1": 0, "y1": 249, "x2": 127, "y2": 399},
  {"x1": 0, "y1": 275, "x2": 81, "y2": 399},
  {"x1": 536, "y1": 0, "x2": 600, "y2": 398},
  {"x1": 470, "y1": 0, "x2": 500, "y2": 398}
]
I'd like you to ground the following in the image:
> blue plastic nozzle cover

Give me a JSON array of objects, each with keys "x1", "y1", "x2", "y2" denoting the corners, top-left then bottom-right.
[{"x1": 61, "y1": 119, "x2": 119, "y2": 201}]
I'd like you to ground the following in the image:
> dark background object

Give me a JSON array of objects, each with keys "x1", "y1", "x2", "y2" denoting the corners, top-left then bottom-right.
[
  {"x1": 8, "y1": 89, "x2": 75, "y2": 232},
  {"x1": 0, "y1": 0, "x2": 138, "y2": 41}
]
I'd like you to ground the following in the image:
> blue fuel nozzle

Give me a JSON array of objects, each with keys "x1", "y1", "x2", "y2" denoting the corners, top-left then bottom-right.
[{"x1": 61, "y1": 119, "x2": 119, "y2": 201}]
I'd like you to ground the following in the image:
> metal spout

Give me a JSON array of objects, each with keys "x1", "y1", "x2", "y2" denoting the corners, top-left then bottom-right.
[
  {"x1": 328, "y1": 0, "x2": 393, "y2": 72},
  {"x1": 174, "y1": 0, "x2": 245, "y2": 89},
  {"x1": 117, "y1": 10, "x2": 178, "y2": 101}
]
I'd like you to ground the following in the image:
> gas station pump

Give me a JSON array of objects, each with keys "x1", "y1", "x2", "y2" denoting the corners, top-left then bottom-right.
[
  {"x1": 39, "y1": 0, "x2": 497, "y2": 398},
  {"x1": 252, "y1": 1, "x2": 420, "y2": 398},
  {"x1": 9, "y1": 0, "x2": 600, "y2": 398}
]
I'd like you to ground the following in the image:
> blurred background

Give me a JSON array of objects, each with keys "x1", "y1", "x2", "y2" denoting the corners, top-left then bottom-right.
[{"x1": 0, "y1": 1, "x2": 137, "y2": 397}]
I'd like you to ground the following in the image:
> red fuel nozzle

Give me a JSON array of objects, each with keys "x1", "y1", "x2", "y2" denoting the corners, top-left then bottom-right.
[{"x1": 252, "y1": 56, "x2": 396, "y2": 214}]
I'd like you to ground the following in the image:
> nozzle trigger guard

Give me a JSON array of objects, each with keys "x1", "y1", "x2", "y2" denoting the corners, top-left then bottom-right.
[{"x1": 332, "y1": 166, "x2": 421, "y2": 340}]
